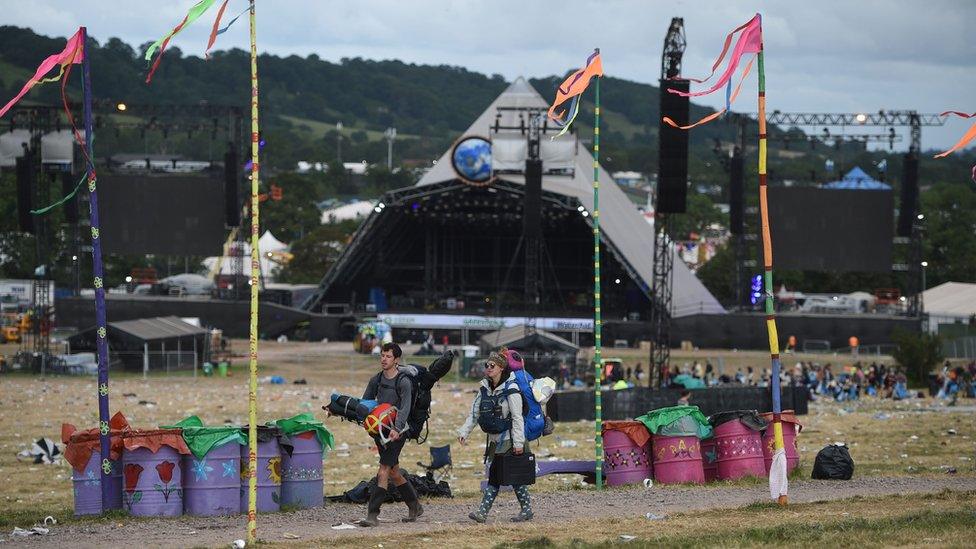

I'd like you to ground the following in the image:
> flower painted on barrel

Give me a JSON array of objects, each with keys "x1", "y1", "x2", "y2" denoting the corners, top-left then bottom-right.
[
  {"x1": 267, "y1": 456, "x2": 282, "y2": 484},
  {"x1": 123, "y1": 463, "x2": 144, "y2": 510},
  {"x1": 153, "y1": 460, "x2": 181, "y2": 503}
]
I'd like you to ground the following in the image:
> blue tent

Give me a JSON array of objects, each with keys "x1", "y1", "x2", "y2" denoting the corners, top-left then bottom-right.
[{"x1": 822, "y1": 166, "x2": 891, "y2": 190}]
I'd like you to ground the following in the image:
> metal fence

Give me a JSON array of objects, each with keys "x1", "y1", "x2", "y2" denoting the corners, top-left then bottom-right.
[{"x1": 943, "y1": 337, "x2": 976, "y2": 360}]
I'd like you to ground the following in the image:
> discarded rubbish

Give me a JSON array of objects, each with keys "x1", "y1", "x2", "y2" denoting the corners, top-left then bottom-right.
[
  {"x1": 331, "y1": 523, "x2": 357, "y2": 530},
  {"x1": 619, "y1": 535, "x2": 637, "y2": 542},
  {"x1": 645, "y1": 513, "x2": 666, "y2": 520},
  {"x1": 643, "y1": 478, "x2": 653, "y2": 488},
  {"x1": 560, "y1": 440, "x2": 578, "y2": 448}
]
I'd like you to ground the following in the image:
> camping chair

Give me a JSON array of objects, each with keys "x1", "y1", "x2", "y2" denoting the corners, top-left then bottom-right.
[{"x1": 416, "y1": 444, "x2": 452, "y2": 483}]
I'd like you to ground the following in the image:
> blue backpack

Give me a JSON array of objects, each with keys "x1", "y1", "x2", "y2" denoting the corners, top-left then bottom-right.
[{"x1": 512, "y1": 369, "x2": 546, "y2": 442}]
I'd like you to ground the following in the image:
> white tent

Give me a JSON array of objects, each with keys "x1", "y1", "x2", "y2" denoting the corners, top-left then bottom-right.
[
  {"x1": 202, "y1": 230, "x2": 289, "y2": 282},
  {"x1": 417, "y1": 78, "x2": 724, "y2": 317},
  {"x1": 921, "y1": 282, "x2": 976, "y2": 332}
]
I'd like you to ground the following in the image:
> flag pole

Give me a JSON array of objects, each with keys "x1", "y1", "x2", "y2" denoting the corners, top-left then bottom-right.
[
  {"x1": 79, "y1": 26, "x2": 114, "y2": 513},
  {"x1": 756, "y1": 23, "x2": 788, "y2": 505},
  {"x1": 246, "y1": 0, "x2": 261, "y2": 543},
  {"x1": 592, "y1": 64, "x2": 603, "y2": 490}
]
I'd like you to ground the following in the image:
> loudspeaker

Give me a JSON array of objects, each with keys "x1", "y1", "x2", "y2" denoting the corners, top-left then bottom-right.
[
  {"x1": 224, "y1": 148, "x2": 240, "y2": 227},
  {"x1": 729, "y1": 152, "x2": 744, "y2": 235},
  {"x1": 657, "y1": 79, "x2": 690, "y2": 214},
  {"x1": 897, "y1": 153, "x2": 918, "y2": 237},
  {"x1": 62, "y1": 171, "x2": 78, "y2": 224},
  {"x1": 523, "y1": 158, "x2": 542, "y2": 237},
  {"x1": 16, "y1": 154, "x2": 34, "y2": 233}
]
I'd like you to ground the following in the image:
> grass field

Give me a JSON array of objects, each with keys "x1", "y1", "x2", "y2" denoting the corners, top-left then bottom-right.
[
  {"x1": 310, "y1": 490, "x2": 976, "y2": 549},
  {"x1": 0, "y1": 342, "x2": 972, "y2": 527}
]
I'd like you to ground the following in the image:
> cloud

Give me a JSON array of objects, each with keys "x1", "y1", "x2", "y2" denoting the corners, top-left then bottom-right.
[{"x1": 2, "y1": 0, "x2": 973, "y2": 149}]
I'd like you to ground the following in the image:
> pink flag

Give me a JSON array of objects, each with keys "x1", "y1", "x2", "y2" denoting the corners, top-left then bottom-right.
[
  {"x1": 0, "y1": 28, "x2": 84, "y2": 118},
  {"x1": 668, "y1": 14, "x2": 762, "y2": 99}
]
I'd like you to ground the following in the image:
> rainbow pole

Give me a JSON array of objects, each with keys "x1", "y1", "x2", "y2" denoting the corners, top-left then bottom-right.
[
  {"x1": 246, "y1": 0, "x2": 261, "y2": 543},
  {"x1": 756, "y1": 25, "x2": 788, "y2": 505},
  {"x1": 79, "y1": 26, "x2": 114, "y2": 512},
  {"x1": 592, "y1": 68, "x2": 603, "y2": 490}
]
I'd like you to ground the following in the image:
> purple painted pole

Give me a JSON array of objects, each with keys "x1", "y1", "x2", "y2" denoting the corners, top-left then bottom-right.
[{"x1": 80, "y1": 27, "x2": 113, "y2": 512}]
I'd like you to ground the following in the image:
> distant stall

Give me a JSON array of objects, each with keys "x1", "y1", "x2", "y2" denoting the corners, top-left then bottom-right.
[
  {"x1": 68, "y1": 316, "x2": 207, "y2": 373},
  {"x1": 479, "y1": 326, "x2": 579, "y2": 377}
]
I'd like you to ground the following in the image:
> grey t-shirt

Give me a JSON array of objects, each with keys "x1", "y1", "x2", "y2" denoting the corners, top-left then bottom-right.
[{"x1": 363, "y1": 366, "x2": 414, "y2": 432}]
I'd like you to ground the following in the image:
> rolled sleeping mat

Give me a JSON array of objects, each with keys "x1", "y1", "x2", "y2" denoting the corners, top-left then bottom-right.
[{"x1": 326, "y1": 394, "x2": 375, "y2": 423}]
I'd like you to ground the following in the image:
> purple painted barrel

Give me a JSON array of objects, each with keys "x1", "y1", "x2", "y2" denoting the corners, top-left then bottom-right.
[
  {"x1": 713, "y1": 420, "x2": 766, "y2": 480},
  {"x1": 603, "y1": 427, "x2": 651, "y2": 486},
  {"x1": 700, "y1": 439, "x2": 718, "y2": 482},
  {"x1": 240, "y1": 439, "x2": 281, "y2": 513},
  {"x1": 183, "y1": 442, "x2": 240, "y2": 516},
  {"x1": 72, "y1": 451, "x2": 122, "y2": 515},
  {"x1": 123, "y1": 446, "x2": 183, "y2": 516},
  {"x1": 281, "y1": 431, "x2": 323, "y2": 508},
  {"x1": 651, "y1": 434, "x2": 704, "y2": 484}
]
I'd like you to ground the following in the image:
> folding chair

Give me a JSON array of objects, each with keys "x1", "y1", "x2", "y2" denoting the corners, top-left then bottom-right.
[{"x1": 417, "y1": 444, "x2": 453, "y2": 483}]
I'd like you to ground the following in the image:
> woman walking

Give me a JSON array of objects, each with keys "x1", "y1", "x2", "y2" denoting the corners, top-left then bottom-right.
[{"x1": 457, "y1": 350, "x2": 534, "y2": 523}]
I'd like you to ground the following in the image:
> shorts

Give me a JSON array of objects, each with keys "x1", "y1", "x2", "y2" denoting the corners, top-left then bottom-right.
[{"x1": 375, "y1": 436, "x2": 406, "y2": 467}]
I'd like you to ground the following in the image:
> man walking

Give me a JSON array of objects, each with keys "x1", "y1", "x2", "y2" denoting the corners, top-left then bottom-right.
[{"x1": 358, "y1": 342, "x2": 423, "y2": 526}]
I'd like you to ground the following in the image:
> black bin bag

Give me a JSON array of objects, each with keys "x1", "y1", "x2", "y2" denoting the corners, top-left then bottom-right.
[{"x1": 811, "y1": 443, "x2": 854, "y2": 480}]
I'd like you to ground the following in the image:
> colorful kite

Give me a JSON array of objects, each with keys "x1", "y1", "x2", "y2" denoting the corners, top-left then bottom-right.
[
  {"x1": 934, "y1": 111, "x2": 976, "y2": 158},
  {"x1": 144, "y1": 0, "x2": 246, "y2": 83},
  {"x1": 549, "y1": 49, "x2": 605, "y2": 488},
  {"x1": 547, "y1": 49, "x2": 603, "y2": 138},
  {"x1": 0, "y1": 28, "x2": 84, "y2": 118},
  {"x1": 661, "y1": 14, "x2": 789, "y2": 504}
]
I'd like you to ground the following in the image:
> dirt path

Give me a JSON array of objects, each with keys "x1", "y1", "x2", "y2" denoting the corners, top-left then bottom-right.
[{"x1": 8, "y1": 476, "x2": 975, "y2": 548}]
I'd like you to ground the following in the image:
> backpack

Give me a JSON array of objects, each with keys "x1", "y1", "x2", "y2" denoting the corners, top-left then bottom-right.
[
  {"x1": 502, "y1": 349, "x2": 553, "y2": 442},
  {"x1": 477, "y1": 384, "x2": 520, "y2": 434},
  {"x1": 377, "y1": 351, "x2": 454, "y2": 443}
]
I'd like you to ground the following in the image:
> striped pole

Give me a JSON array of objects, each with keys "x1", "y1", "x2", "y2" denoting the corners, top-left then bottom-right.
[
  {"x1": 592, "y1": 69, "x2": 603, "y2": 490},
  {"x1": 246, "y1": 0, "x2": 261, "y2": 543},
  {"x1": 80, "y1": 26, "x2": 113, "y2": 513},
  {"x1": 756, "y1": 30, "x2": 788, "y2": 505}
]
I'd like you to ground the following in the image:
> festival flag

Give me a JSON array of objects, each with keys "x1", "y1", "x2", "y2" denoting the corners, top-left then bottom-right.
[
  {"x1": 0, "y1": 29, "x2": 84, "y2": 118},
  {"x1": 933, "y1": 111, "x2": 976, "y2": 182},
  {"x1": 546, "y1": 49, "x2": 603, "y2": 138},
  {"x1": 144, "y1": 0, "x2": 245, "y2": 82},
  {"x1": 661, "y1": 13, "x2": 788, "y2": 504},
  {"x1": 549, "y1": 49, "x2": 605, "y2": 488},
  {"x1": 663, "y1": 14, "x2": 762, "y2": 129}
]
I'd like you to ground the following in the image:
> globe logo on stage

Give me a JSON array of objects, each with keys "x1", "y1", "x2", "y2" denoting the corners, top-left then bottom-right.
[{"x1": 451, "y1": 136, "x2": 492, "y2": 185}]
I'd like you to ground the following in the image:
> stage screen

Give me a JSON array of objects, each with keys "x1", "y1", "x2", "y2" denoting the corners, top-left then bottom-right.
[
  {"x1": 764, "y1": 187, "x2": 893, "y2": 272},
  {"x1": 97, "y1": 174, "x2": 226, "y2": 256}
]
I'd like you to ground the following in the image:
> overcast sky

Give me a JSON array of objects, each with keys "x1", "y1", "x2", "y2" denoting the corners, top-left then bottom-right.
[{"x1": 3, "y1": 0, "x2": 974, "y2": 151}]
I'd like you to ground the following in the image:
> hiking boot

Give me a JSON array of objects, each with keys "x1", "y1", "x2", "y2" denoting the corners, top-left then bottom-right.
[
  {"x1": 468, "y1": 511, "x2": 487, "y2": 523},
  {"x1": 397, "y1": 482, "x2": 424, "y2": 522},
  {"x1": 357, "y1": 486, "x2": 386, "y2": 527},
  {"x1": 510, "y1": 510, "x2": 534, "y2": 522}
]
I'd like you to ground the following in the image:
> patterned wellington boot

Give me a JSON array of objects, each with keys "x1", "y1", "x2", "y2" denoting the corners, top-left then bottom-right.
[
  {"x1": 511, "y1": 485, "x2": 533, "y2": 522},
  {"x1": 469, "y1": 485, "x2": 499, "y2": 523}
]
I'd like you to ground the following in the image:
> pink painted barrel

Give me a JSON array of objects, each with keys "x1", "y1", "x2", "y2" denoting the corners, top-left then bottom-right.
[
  {"x1": 700, "y1": 439, "x2": 718, "y2": 482},
  {"x1": 759, "y1": 412, "x2": 802, "y2": 474},
  {"x1": 651, "y1": 434, "x2": 704, "y2": 484},
  {"x1": 71, "y1": 451, "x2": 122, "y2": 515},
  {"x1": 602, "y1": 426, "x2": 652, "y2": 486},
  {"x1": 240, "y1": 438, "x2": 281, "y2": 513},
  {"x1": 123, "y1": 446, "x2": 183, "y2": 516},
  {"x1": 183, "y1": 441, "x2": 240, "y2": 516},
  {"x1": 713, "y1": 420, "x2": 766, "y2": 480},
  {"x1": 280, "y1": 431, "x2": 323, "y2": 508}
]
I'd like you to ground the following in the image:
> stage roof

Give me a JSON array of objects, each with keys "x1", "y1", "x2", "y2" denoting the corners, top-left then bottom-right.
[{"x1": 418, "y1": 78, "x2": 724, "y2": 317}]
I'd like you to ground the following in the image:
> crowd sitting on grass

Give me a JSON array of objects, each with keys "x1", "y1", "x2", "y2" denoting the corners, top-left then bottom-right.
[{"x1": 658, "y1": 359, "x2": 976, "y2": 404}]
